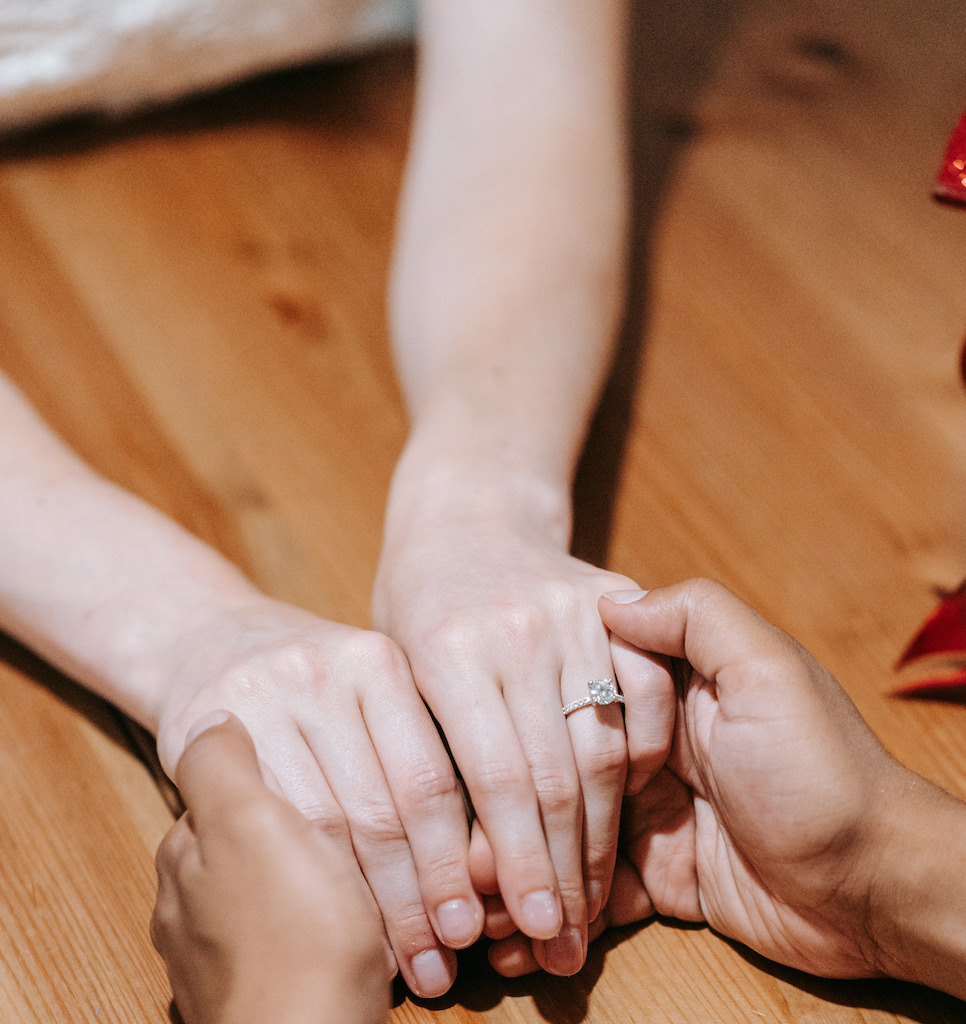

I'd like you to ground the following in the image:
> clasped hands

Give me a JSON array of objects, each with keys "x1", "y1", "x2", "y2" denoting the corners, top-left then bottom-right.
[{"x1": 153, "y1": 578, "x2": 960, "y2": 1024}]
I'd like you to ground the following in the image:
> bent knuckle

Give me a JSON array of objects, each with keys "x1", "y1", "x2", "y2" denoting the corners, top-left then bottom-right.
[
  {"x1": 491, "y1": 602, "x2": 551, "y2": 651},
  {"x1": 348, "y1": 803, "x2": 409, "y2": 850},
  {"x1": 530, "y1": 767, "x2": 580, "y2": 819},
  {"x1": 232, "y1": 798, "x2": 291, "y2": 842},
  {"x1": 349, "y1": 630, "x2": 410, "y2": 681},
  {"x1": 685, "y1": 576, "x2": 726, "y2": 605},
  {"x1": 472, "y1": 758, "x2": 533, "y2": 804},
  {"x1": 575, "y1": 737, "x2": 627, "y2": 780},
  {"x1": 398, "y1": 759, "x2": 462, "y2": 812},
  {"x1": 235, "y1": 641, "x2": 330, "y2": 699},
  {"x1": 422, "y1": 618, "x2": 483, "y2": 666}
]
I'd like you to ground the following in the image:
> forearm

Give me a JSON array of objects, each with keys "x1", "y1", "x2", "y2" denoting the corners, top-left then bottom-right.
[
  {"x1": 391, "y1": 0, "x2": 628, "y2": 522},
  {"x1": 0, "y1": 373, "x2": 261, "y2": 729},
  {"x1": 870, "y1": 770, "x2": 966, "y2": 1001}
]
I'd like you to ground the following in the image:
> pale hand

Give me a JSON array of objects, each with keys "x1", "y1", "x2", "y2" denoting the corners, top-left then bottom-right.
[
  {"x1": 374, "y1": 499, "x2": 672, "y2": 978},
  {"x1": 154, "y1": 596, "x2": 482, "y2": 998}
]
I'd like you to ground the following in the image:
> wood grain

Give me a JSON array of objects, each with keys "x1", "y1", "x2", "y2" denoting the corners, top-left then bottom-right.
[{"x1": 0, "y1": 3, "x2": 965, "y2": 1020}]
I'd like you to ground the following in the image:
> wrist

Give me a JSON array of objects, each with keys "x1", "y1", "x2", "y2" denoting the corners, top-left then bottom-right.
[
  {"x1": 382, "y1": 432, "x2": 574, "y2": 553},
  {"x1": 0, "y1": 470, "x2": 265, "y2": 732},
  {"x1": 864, "y1": 768, "x2": 966, "y2": 999}
]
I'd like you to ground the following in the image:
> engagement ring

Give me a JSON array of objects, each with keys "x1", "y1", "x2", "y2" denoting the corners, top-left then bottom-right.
[{"x1": 562, "y1": 678, "x2": 625, "y2": 717}]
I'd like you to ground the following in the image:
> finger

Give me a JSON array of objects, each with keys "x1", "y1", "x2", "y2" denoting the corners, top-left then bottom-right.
[
  {"x1": 173, "y1": 712, "x2": 266, "y2": 823},
  {"x1": 483, "y1": 893, "x2": 516, "y2": 940},
  {"x1": 488, "y1": 931, "x2": 542, "y2": 978},
  {"x1": 607, "y1": 636, "x2": 675, "y2": 795},
  {"x1": 602, "y1": 854, "x2": 658, "y2": 929},
  {"x1": 468, "y1": 822, "x2": 517, "y2": 938},
  {"x1": 194, "y1": 715, "x2": 402, "y2": 980},
  {"x1": 599, "y1": 580, "x2": 800, "y2": 717},
  {"x1": 435, "y1": 683, "x2": 564, "y2": 944},
  {"x1": 154, "y1": 812, "x2": 195, "y2": 881},
  {"x1": 296, "y1": 637, "x2": 461, "y2": 999},
  {"x1": 468, "y1": 819, "x2": 498, "y2": 895},
  {"x1": 303, "y1": 730, "x2": 456, "y2": 998},
  {"x1": 503, "y1": 663, "x2": 587, "y2": 977},
  {"x1": 561, "y1": 672, "x2": 626, "y2": 922},
  {"x1": 359, "y1": 669, "x2": 484, "y2": 950},
  {"x1": 151, "y1": 814, "x2": 196, "y2": 959}
]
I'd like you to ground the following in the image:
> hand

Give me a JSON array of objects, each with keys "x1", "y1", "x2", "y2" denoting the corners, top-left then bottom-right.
[
  {"x1": 151, "y1": 712, "x2": 390, "y2": 1024},
  {"x1": 594, "y1": 579, "x2": 916, "y2": 978},
  {"x1": 0, "y1": 371, "x2": 479, "y2": 994},
  {"x1": 494, "y1": 579, "x2": 966, "y2": 994},
  {"x1": 373, "y1": 474, "x2": 673, "y2": 977},
  {"x1": 154, "y1": 596, "x2": 482, "y2": 998}
]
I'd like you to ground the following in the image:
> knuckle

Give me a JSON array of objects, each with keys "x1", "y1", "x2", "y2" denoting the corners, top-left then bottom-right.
[
  {"x1": 398, "y1": 759, "x2": 462, "y2": 812},
  {"x1": 576, "y1": 737, "x2": 627, "y2": 780},
  {"x1": 530, "y1": 767, "x2": 580, "y2": 819},
  {"x1": 556, "y1": 877, "x2": 587, "y2": 909},
  {"x1": 384, "y1": 900, "x2": 434, "y2": 946},
  {"x1": 230, "y1": 798, "x2": 287, "y2": 840},
  {"x1": 347, "y1": 803, "x2": 409, "y2": 850},
  {"x1": 472, "y1": 758, "x2": 532, "y2": 804},
  {"x1": 685, "y1": 576, "x2": 725, "y2": 605},
  {"x1": 349, "y1": 630, "x2": 409, "y2": 680},
  {"x1": 491, "y1": 602, "x2": 550, "y2": 650},
  {"x1": 423, "y1": 618, "x2": 482, "y2": 666},
  {"x1": 226, "y1": 641, "x2": 329, "y2": 701},
  {"x1": 412, "y1": 845, "x2": 467, "y2": 883},
  {"x1": 301, "y1": 805, "x2": 352, "y2": 844}
]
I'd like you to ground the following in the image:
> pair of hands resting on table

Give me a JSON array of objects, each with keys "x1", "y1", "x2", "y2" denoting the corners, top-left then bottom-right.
[
  {"x1": 0, "y1": 372, "x2": 634, "y2": 999},
  {"x1": 153, "y1": 580, "x2": 966, "y2": 1024}
]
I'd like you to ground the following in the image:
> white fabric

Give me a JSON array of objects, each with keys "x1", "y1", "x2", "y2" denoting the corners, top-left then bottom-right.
[{"x1": 0, "y1": 0, "x2": 416, "y2": 130}]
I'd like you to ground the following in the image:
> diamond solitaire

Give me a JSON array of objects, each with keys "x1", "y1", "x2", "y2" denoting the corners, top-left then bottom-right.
[{"x1": 562, "y1": 678, "x2": 625, "y2": 717}]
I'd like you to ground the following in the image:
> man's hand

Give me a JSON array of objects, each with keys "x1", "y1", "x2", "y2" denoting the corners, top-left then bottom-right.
[
  {"x1": 152, "y1": 712, "x2": 391, "y2": 1024},
  {"x1": 488, "y1": 580, "x2": 966, "y2": 1003}
]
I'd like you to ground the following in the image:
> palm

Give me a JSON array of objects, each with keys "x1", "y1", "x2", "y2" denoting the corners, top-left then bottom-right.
[{"x1": 610, "y1": 664, "x2": 882, "y2": 981}]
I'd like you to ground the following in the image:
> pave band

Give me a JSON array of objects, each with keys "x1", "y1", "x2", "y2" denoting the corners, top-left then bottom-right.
[{"x1": 562, "y1": 678, "x2": 625, "y2": 717}]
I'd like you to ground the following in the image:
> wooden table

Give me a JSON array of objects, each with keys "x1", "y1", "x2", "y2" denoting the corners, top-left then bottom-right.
[{"x1": 1, "y1": 2, "x2": 966, "y2": 1020}]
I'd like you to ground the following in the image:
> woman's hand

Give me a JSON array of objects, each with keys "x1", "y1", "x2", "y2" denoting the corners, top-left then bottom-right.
[
  {"x1": 373, "y1": 471, "x2": 672, "y2": 977},
  {"x1": 152, "y1": 712, "x2": 391, "y2": 1024},
  {"x1": 154, "y1": 595, "x2": 483, "y2": 998},
  {"x1": 0, "y1": 372, "x2": 481, "y2": 997}
]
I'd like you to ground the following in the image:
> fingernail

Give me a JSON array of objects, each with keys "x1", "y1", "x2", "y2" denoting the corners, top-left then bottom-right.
[
  {"x1": 604, "y1": 589, "x2": 649, "y2": 604},
  {"x1": 410, "y1": 949, "x2": 452, "y2": 998},
  {"x1": 436, "y1": 899, "x2": 479, "y2": 948},
  {"x1": 586, "y1": 880, "x2": 604, "y2": 923},
  {"x1": 521, "y1": 890, "x2": 561, "y2": 940},
  {"x1": 184, "y1": 710, "x2": 231, "y2": 746},
  {"x1": 543, "y1": 926, "x2": 585, "y2": 976}
]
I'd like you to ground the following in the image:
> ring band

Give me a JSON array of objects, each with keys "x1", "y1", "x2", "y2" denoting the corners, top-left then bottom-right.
[{"x1": 562, "y1": 678, "x2": 625, "y2": 716}]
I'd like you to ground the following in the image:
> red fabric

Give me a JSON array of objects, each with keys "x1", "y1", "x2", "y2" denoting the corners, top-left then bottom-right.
[
  {"x1": 894, "y1": 108, "x2": 966, "y2": 699},
  {"x1": 934, "y1": 108, "x2": 966, "y2": 206}
]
